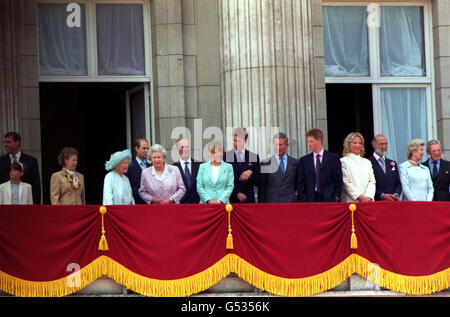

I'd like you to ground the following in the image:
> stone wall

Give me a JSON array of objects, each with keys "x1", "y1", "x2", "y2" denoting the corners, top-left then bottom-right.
[{"x1": 433, "y1": 0, "x2": 450, "y2": 158}]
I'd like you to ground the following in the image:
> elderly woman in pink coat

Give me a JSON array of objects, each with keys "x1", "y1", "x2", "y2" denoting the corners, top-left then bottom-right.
[{"x1": 139, "y1": 144, "x2": 186, "y2": 204}]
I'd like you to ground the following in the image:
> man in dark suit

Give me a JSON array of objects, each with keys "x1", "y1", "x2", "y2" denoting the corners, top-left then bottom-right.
[
  {"x1": 0, "y1": 131, "x2": 41, "y2": 204},
  {"x1": 259, "y1": 132, "x2": 298, "y2": 203},
  {"x1": 172, "y1": 138, "x2": 201, "y2": 204},
  {"x1": 125, "y1": 138, "x2": 150, "y2": 204},
  {"x1": 368, "y1": 134, "x2": 402, "y2": 201},
  {"x1": 223, "y1": 127, "x2": 260, "y2": 203},
  {"x1": 422, "y1": 139, "x2": 450, "y2": 201},
  {"x1": 297, "y1": 129, "x2": 342, "y2": 202}
]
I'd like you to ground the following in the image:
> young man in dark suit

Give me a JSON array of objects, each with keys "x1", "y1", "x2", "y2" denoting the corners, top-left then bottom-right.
[
  {"x1": 297, "y1": 129, "x2": 342, "y2": 202},
  {"x1": 125, "y1": 138, "x2": 150, "y2": 204},
  {"x1": 223, "y1": 127, "x2": 260, "y2": 203},
  {"x1": 422, "y1": 140, "x2": 450, "y2": 201},
  {"x1": 0, "y1": 131, "x2": 41, "y2": 204},
  {"x1": 172, "y1": 138, "x2": 201, "y2": 204},
  {"x1": 259, "y1": 132, "x2": 298, "y2": 203},
  {"x1": 368, "y1": 134, "x2": 402, "y2": 201}
]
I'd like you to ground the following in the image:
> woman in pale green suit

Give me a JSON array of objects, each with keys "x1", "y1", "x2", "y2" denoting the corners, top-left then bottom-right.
[{"x1": 197, "y1": 140, "x2": 234, "y2": 204}]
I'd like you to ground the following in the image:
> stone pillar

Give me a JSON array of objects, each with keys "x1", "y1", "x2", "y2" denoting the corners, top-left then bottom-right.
[
  {"x1": 0, "y1": 0, "x2": 41, "y2": 163},
  {"x1": 151, "y1": 0, "x2": 186, "y2": 153},
  {"x1": 433, "y1": 0, "x2": 450, "y2": 158},
  {"x1": 0, "y1": 0, "x2": 20, "y2": 151},
  {"x1": 218, "y1": 0, "x2": 319, "y2": 158}
]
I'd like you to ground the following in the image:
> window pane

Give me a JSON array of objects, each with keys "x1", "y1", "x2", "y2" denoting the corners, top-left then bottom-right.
[
  {"x1": 380, "y1": 7, "x2": 425, "y2": 77},
  {"x1": 38, "y1": 4, "x2": 87, "y2": 76},
  {"x1": 323, "y1": 6, "x2": 369, "y2": 77},
  {"x1": 381, "y1": 88, "x2": 427, "y2": 163},
  {"x1": 96, "y1": 4, "x2": 145, "y2": 76}
]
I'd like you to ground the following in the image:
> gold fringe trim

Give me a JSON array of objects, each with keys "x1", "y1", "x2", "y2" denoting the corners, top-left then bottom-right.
[
  {"x1": 352, "y1": 254, "x2": 450, "y2": 295},
  {"x1": 1, "y1": 254, "x2": 449, "y2": 297}
]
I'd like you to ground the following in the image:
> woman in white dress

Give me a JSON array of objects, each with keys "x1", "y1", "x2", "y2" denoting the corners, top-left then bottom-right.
[
  {"x1": 0, "y1": 162, "x2": 33, "y2": 204},
  {"x1": 398, "y1": 139, "x2": 434, "y2": 201},
  {"x1": 340, "y1": 132, "x2": 376, "y2": 203},
  {"x1": 103, "y1": 149, "x2": 135, "y2": 205}
]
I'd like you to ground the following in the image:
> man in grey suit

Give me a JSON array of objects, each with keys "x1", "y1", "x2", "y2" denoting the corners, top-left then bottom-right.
[{"x1": 258, "y1": 132, "x2": 298, "y2": 202}]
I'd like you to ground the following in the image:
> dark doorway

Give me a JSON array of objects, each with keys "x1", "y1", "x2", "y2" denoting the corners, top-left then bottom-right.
[
  {"x1": 326, "y1": 84, "x2": 374, "y2": 157},
  {"x1": 40, "y1": 82, "x2": 138, "y2": 205}
]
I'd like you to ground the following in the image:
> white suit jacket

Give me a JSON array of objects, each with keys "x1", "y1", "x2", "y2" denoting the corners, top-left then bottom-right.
[
  {"x1": 0, "y1": 181, "x2": 33, "y2": 204},
  {"x1": 340, "y1": 153, "x2": 376, "y2": 202}
]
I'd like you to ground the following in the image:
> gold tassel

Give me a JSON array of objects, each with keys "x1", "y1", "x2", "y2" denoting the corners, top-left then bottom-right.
[
  {"x1": 349, "y1": 203, "x2": 358, "y2": 249},
  {"x1": 98, "y1": 206, "x2": 109, "y2": 251},
  {"x1": 225, "y1": 204, "x2": 233, "y2": 250}
]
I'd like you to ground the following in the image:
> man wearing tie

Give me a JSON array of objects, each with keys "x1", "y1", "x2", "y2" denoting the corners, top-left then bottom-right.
[
  {"x1": 173, "y1": 138, "x2": 201, "y2": 204},
  {"x1": 422, "y1": 139, "x2": 450, "y2": 201},
  {"x1": 223, "y1": 127, "x2": 260, "y2": 203},
  {"x1": 259, "y1": 132, "x2": 298, "y2": 203},
  {"x1": 297, "y1": 129, "x2": 342, "y2": 202},
  {"x1": 368, "y1": 134, "x2": 402, "y2": 201},
  {"x1": 125, "y1": 138, "x2": 150, "y2": 204},
  {"x1": 0, "y1": 131, "x2": 41, "y2": 204}
]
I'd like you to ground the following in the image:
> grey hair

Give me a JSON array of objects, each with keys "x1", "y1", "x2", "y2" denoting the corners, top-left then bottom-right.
[
  {"x1": 372, "y1": 134, "x2": 386, "y2": 145},
  {"x1": 426, "y1": 139, "x2": 440, "y2": 153},
  {"x1": 208, "y1": 139, "x2": 224, "y2": 153},
  {"x1": 149, "y1": 144, "x2": 167, "y2": 158},
  {"x1": 273, "y1": 132, "x2": 289, "y2": 144},
  {"x1": 406, "y1": 139, "x2": 425, "y2": 159}
]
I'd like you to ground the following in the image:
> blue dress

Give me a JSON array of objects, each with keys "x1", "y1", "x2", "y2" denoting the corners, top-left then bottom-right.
[
  {"x1": 398, "y1": 161, "x2": 434, "y2": 201},
  {"x1": 103, "y1": 171, "x2": 135, "y2": 205}
]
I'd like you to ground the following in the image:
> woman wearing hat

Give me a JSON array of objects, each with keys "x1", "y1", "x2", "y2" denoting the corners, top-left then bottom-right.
[
  {"x1": 50, "y1": 147, "x2": 85, "y2": 205},
  {"x1": 103, "y1": 149, "x2": 135, "y2": 205},
  {"x1": 139, "y1": 144, "x2": 186, "y2": 204}
]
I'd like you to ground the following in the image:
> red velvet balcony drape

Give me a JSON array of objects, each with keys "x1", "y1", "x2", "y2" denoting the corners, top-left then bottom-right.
[{"x1": 0, "y1": 202, "x2": 448, "y2": 296}]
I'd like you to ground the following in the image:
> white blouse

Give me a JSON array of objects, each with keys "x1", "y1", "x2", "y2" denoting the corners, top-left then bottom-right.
[{"x1": 211, "y1": 164, "x2": 220, "y2": 183}]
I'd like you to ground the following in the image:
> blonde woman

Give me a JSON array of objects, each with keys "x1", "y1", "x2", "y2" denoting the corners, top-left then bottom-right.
[
  {"x1": 398, "y1": 139, "x2": 434, "y2": 201},
  {"x1": 196, "y1": 140, "x2": 234, "y2": 204},
  {"x1": 340, "y1": 132, "x2": 376, "y2": 202}
]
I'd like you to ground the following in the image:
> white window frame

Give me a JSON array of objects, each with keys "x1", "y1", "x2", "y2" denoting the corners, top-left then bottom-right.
[
  {"x1": 323, "y1": 1, "x2": 436, "y2": 140},
  {"x1": 37, "y1": 0, "x2": 153, "y2": 82}
]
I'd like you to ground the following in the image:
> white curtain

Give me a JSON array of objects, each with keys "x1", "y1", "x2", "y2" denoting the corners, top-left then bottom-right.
[
  {"x1": 381, "y1": 88, "x2": 427, "y2": 163},
  {"x1": 323, "y1": 6, "x2": 369, "y2": 77},
  {"x1": 38, "y1": 4, "x2": 87, "y2": 76},
  {"x1": 96, "y1": 4, "x2": 145, "y2": 75},
  {"x1": 380, "y1": 7, "x2": 425, "y2": 77}
]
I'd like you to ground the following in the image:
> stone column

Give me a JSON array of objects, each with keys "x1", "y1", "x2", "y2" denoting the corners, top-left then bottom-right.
[
  {"x1": 0, "y1": 0, "x2": 41, "y2": 161},
  {"x1": 218, "y1": 0, "x2": 319, "y2": 158},
  {"x1": 151, "y1": 0, "x2": 186, "y2": 152},
  {"x1": 0, "y1": 0, "x2": 20, "y2": 150},
  {"x1": 433, "y1": 0, "x2": 450, "y2": 158}
]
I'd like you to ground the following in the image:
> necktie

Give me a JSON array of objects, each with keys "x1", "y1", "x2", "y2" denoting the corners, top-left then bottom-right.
[
  {"x1": 140, "y1": 162, "x2": 146, "y2": 170},
  {"x1": 12, "y1": 155, "x2": 17, "y2": 164},
  {"x1": 432, "y1": 161, "x2": 438, "y2": 180},
  {"x1": 315, "y1": 154, "x2": 322, "y2": 193},
  {"x1": 379, "y1": 157, "x2": 386, "y2": 173},
  {"x1": 279, "y1": 157, "x2": 285, "y2": 174},
  {"x1": 184, "y1": 161, "x2": 192, "y2": 189}
]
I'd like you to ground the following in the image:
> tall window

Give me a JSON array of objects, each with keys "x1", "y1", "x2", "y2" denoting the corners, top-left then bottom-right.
[
  {"x1": 323, "y1": 3, "x2": 434, "y2": 162},
  {"x1": 38, "y1": 0, "x2": 151, "y2": 81}
]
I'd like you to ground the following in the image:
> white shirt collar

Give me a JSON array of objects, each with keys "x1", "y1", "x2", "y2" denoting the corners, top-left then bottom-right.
[
  {"x1": 313, "y1": 148, "x2": 324, "y2": 158},
  {"x1": 373, "y1": 152, "x2": 385, "y2": 161},
  {"x1": 275, "y1": 153, "x2": 287, "y2": 161},
  {"x1": 9, "y1": 151, "x2": 21, "y2": 163},
  {"x1": 179, "y1": 157, "x2": 191, "y2": 166}
]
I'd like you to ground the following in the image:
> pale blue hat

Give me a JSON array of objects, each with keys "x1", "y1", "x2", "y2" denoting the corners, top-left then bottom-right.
[{"x1": 105, "y1": 149, "x2": 132, "y2": 171}]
